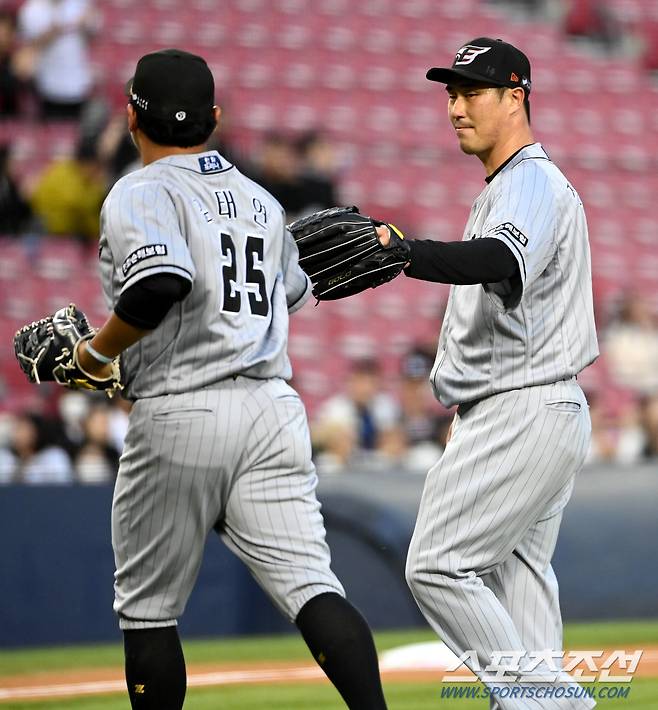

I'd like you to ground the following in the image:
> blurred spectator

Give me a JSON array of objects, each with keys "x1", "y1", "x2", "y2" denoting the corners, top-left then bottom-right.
[
  {"x1": 74, "y1": 403, "x2": 120, "y2": 483},
  {"x1": 616, "y1": 394, "x2": 658, "y2": 463},
  {"x1": 252, "y1": 132, "x2": 304, "y2": 216},
  {"x1": 641, "y1": 21, "x2": 658, "y2": 72},
  {"x1": 396, "y1": 345, "x2": 451, "y2": 471},
  {"x1": 398, "y1": 346, "x2": 439, "y2": 444},
  {"x1": 583, "y1": 390, "x2": 617, "y2": 464},
  {"x1": 107, "y1": 396, "x2": 130, "y2": 453},
  {"x1": 0, "y1": 10, "x2": 22, "y2": 116},
  {"x1": 295, "y1": 130, "x2": 339, "y2": 212},
  {"x1": 638, "y1": 395, "x2": 658, "y2": 459},
  {"x1": 206, "y1": 105, "x2": 253, "y2": 175},
  {"x1": 312, "y1": 419, "x2": 359, "y2": 474},
  {"x1": 57, "y1": 392, "x2": 128, "y2": 481},
  {"x1": 0, "y1": 411, "x2": 73, "y2": 483},
  {"x1": 487, "y1": 0, "x2": 550, "y2": 17},
  {"x1": 0, "y1": 143, "x2": 32, "y2": 233},
  {"x1": 313, "y1": 358, "x2": 399, "y2": 471},
  {"x1": 563, "y1": 0, "x2": 622, "y2": 51},
  {"x1": 605, "y1": 293, "x2": 658, "y2": 396},
  {"x1": 97, "y1": 113, "x2": 140, "y2": 185},
  {"x1": 58, "y1": 389, "x2": 90, "y2": 450},
  {"x1": 29, "y1": 137, "x2": 106, "y2": 241},
  {"x1": 251, "y1": 131, "x2": 339, "y2": 220},
  {"x1": 18, "y1": 0, "x2": 98, "y2": 120}
]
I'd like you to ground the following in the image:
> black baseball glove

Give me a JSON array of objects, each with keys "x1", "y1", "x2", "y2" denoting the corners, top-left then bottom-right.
[
  {"x1": 288, "y1": 205, "x2": 411, "y2": 300},
  {"x1": 14, "y1": 303, "x2": 122, "y2": 395}
]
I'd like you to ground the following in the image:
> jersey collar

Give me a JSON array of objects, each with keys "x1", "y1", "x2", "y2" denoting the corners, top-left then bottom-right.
[
  {"x1": 154, "y1": 150, "x2": 234, "y2": 174},
  {"x1": 485, "y1": 142, "x2": 547, "y2": 184}
]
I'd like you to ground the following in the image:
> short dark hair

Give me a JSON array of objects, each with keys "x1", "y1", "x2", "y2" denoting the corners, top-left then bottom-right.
[{"x1": 134, "y1": 107, "x2": 217, "y2": 148}]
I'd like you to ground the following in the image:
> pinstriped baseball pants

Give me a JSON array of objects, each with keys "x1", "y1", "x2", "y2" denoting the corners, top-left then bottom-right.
[
  {"x1": 406, "y1": 378, "x2": 596, "y2": 709},
  {"x1": 112, "y1": 377, "x2": 344, "y2": 630}
]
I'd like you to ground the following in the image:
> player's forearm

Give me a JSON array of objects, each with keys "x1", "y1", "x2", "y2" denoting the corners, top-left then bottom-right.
[
  {"x1": 90, "y1": 312, "x2": 151, "y2": 356},
  {"x1": 77, "y1": 312, "x2": 150, "y2": 377},
  {"x1": 77, "y1": 273, "x2": 192, "y2": 376},
  {"x1": 404, "y1": 237, "x2": 518, "y2": 284}
]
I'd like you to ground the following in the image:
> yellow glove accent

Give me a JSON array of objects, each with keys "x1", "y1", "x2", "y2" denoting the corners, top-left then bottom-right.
[{"x1": 389, "y1": 223, "x2": 405, "y2": 240}]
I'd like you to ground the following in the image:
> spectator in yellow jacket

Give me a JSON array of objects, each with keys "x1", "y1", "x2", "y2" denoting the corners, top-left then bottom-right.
[{"x1": 30, "y1": 139, "x2": 106, "y2": 242}]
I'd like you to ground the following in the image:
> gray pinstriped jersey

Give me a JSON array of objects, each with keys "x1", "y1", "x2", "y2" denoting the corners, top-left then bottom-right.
[
  {"x1": 431, "y1": 143, "x2": 599, "y2": 408},
  {"x1": 99, "y1": 150, "x2": 311, "y2": 399}
]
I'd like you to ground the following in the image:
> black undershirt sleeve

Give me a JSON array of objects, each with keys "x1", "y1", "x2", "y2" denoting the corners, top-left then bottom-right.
[
  {"x1": 404, "y1": 237, "x2": 519, "y2": 285},
  {"x1": 115, "y1": 273, "x2": 192, "y2": 330}
]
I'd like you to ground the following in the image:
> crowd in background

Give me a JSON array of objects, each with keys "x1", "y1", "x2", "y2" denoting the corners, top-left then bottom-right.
[
  {"x1": 1, "y1": 0, "x2": 658, "y2": 482},
  {"x1": 2, "y1": 304, "x2": 658, "y2": 484}
]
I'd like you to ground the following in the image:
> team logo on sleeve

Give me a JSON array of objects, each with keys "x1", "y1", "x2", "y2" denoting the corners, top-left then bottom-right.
[
  {"x1": 492, "y1": 222, "x2": 528, "y2": 247},
  {"x1": 454, "y1": 45, "x2": 492, "y2": 65},
  {"x1": 122, "y1": 244, "x2": 168, "y2": 276}
]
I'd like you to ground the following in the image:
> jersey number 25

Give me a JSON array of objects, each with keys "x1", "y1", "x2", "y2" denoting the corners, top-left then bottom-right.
[{"x1": 219, "y1": 232, "x2": 269, "y2": 318}]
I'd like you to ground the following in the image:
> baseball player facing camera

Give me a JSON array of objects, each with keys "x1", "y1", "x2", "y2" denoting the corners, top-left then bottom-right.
[
  {"x1": 377, "y1": 38, "x2": 599, "y2": 708},
  {"x1": 76, "y1": 49, "x2": 388, "y2": 709}
]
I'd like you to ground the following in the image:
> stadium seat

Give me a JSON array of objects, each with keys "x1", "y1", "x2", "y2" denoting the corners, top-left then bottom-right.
[{"x1": 3, "y1": 0, "x2": 657, "y2": 419}]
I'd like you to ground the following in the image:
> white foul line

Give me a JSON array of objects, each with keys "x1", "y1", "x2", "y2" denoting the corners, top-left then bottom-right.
[
  {"x1": 0, "y1": 667, "x2": 324, "y2": 701},
  {"x1": 2, "y1": 650, "x2": 657, "y2": 702}
]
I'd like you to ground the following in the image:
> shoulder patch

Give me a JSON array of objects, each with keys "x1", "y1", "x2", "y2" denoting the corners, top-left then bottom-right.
[
  {"x1": 198, "y1": 154, "x2": 223, "y2": 173},
  {"x1": 492, "y1": 222, "x2": 528, "y2": 247},
  {"x1": 122, "y1": 244, "x2": 168, "y2": 276}
]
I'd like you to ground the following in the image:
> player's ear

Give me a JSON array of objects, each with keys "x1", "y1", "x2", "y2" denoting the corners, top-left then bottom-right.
[
  {"x1": 127, "y1": 103, "x2": 138, "y2": 133},
  {"x1": 509, "y1": 87, "x2": 525, "y2": 115},
  {"x1": 213, "y1": 105, "x2": 222, "y2": 128}
]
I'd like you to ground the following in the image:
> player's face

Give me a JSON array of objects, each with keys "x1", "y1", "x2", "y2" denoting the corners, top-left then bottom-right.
[{"x1": 446, "y1": 84, "x2": 507, "y2": 157}]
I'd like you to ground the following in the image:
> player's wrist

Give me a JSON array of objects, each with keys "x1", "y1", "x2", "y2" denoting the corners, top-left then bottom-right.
[{"x1": 76, "y1": 339, "x2": 114, "y2": 379}]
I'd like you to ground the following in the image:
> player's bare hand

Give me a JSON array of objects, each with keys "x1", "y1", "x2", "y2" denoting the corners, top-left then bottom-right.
[{"x1": 375, "y1": 224, "x2": 391, "y2": 247}]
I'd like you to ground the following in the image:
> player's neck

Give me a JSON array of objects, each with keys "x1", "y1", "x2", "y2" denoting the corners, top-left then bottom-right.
[
  {"x1": 480, "y1": 129, "x2": 534, "y2": 178},
  {"x1": 139, "y1": 139, "x2": 209, "y2": 166}
]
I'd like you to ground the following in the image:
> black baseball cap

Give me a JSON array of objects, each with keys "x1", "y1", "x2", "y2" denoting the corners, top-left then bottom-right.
[
  {"x1": 126, "y1": 49, "x2": 215, "y2": 123},
  {"x1": 427, "y1": 37, "x2": 531, "y2": 96}
]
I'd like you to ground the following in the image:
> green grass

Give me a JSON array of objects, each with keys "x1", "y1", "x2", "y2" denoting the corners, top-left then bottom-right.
[
  {"x1": 3, "y1": 621, "x2": 658, "y2": 677},
  {"x1": 562, "y1": 619, "x2": 658, "y2": 648},
  {"x1": 2, "y1": 680, "x2": 658, "y2": 710},
  {"x1": 0, "y1": 629, "x2": 440, "y2": 677},
  {"x1": 0, "y1": 682, "x2": 439, "y2": 710},
  {"x1": 1, "y1": 621, "x2": 657, "y2": 709}
]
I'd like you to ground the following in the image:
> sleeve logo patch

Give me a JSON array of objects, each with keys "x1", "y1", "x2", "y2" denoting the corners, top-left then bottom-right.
[
  {"x1": 122, "y1": 244, "x2": 168, "y2": 276},
  {"x1": 198, "y1": 155, "x2": 223, "y2": 173},
  {"x1": 494, "y1": 222, "x2": 528, "y2": 247}
]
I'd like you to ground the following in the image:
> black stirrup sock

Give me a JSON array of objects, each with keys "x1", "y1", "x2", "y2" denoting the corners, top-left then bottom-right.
[
  {"x1": 123, "y1": 626, "x2": 186, "y2": 709},
  {"x1": 296, "y1": 592, "x2": 388, "y2": 709}
]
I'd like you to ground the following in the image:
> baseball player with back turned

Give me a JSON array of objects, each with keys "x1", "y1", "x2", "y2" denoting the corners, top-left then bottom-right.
[
  {"x1": 377, "y1": 38, "x2": 599, "y2": 707},
  {"x1": 75, "y1": 49, "x2": 388, "y2": 710}
]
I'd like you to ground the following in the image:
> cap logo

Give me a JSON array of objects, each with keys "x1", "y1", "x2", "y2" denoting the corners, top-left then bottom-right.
[
  {"x1": 175, "y1": 111, "x2": 186, "y2": 121},
  {"x1": 454, "y1": 45, "x2": 492, "y2": 66},
  {"x1": 510, "y1": 72, "x2": 519, "y2": 82},
  {"x1": 130, "y1": 92, "x2": 148, "y2": 111}
]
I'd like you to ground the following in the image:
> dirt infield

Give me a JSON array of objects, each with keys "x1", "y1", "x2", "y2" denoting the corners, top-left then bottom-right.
[{"x1": 1, "y1": 649, "x2": 657, "y2": 703}]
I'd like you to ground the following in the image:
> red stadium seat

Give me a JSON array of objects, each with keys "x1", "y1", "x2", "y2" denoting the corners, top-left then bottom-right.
[{"x1": 2, "y1": 0, "x2": 657, "y2": 420}]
